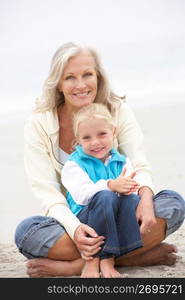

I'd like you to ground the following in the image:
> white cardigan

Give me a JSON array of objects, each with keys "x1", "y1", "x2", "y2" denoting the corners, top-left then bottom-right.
[{"x1": 24, "y1": 100, "x2": 154, "y2": 240}]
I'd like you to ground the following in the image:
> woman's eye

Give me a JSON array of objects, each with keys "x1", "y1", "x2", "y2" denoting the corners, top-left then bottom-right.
[
  {"x1": 84, "y1": 72, "x2": 93, "y2": 77},
  {"x1": 65, "y1": 75, "x2": 74, "y2": 80},
  {"x1": 99, "y1": 132, "x2": 107, "y2": 136},
  {"x1": 82, "y1": 136, "x2": 90, "y2": 140}
]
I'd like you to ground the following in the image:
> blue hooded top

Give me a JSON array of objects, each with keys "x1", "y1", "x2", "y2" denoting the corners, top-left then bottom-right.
[{"x1": 66, "y1": 145, "x2": 126, "y2": 215}]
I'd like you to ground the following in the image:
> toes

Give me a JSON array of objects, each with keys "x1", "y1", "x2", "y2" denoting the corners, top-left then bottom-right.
[
  {"x1": 163, "y1": 243, "x2": 178, "y2": 253},
  {"x1": 166, "y1": 253, "x2": 178, "y2": 265},
  {"x1": 26, "y1": 260, "x2": 34, "y2": 268},
  {"x1": 26, "y1": 258, "x2": 47, "y2": 270},
  {"x1": 111, "y1": 273, "x2": 122, "y2": 278},
  {"x1": 102, "y1": 271, "x2": 123, "y2": 278},
  {"x1": 122, "y1": 273, "x2": 128, "y2": 278},
  {"x1": 27, "y1": 267, "x2": 43, "y2": 278},
  {"x1": 26, "y1": 259, "x2": 44, "y2": 277},
  {"x1": 171, "y1": 245, "x2": 178, "y2": 253},
  {"x1": 26, "y1": 259, "x2": 40, "y2": 268},
  {"x1": 27, "y1": 267, "x2": 36, "y2": 277}
]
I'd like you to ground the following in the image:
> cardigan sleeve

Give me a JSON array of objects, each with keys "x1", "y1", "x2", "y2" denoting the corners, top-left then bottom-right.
[{"x1": 24, "y1": 115, "x2": 81, "y2": 240}]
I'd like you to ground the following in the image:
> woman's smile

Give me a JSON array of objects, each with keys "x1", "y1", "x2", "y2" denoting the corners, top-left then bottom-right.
[{"x1": 72, "y1": 90, "x2": 91, "y2": 99}]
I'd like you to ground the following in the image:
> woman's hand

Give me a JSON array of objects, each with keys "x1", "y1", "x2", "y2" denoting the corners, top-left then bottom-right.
[
  {"x1": 108, "y1": 168, "x2": 140, "y2": 195},
  {"x1": 74, "y1": 224, "x2": 105, "y2": 260},
  {"x1": 136, "y1": 186, "x2": 157, "y2": 234}
]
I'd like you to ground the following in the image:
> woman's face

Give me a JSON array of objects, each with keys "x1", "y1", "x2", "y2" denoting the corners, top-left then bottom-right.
[{"x1": 58, "y1": 52, "x2": 98, "y2": 110}]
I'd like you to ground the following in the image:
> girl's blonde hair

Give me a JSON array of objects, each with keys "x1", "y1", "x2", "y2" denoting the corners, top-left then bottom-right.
[
  {"x1": 73, "y1": 103, "x2": 116, "y2": 138},
  {"x1": 34, "y1": 42, "x2": 124, "y2": 113}
]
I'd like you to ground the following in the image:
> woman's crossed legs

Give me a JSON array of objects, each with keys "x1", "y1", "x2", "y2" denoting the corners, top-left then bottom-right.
[{"x1": 15, "y1": 189, "x2": 184, "y2": 277}]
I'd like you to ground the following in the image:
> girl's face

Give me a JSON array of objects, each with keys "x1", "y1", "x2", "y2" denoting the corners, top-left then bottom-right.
[
  {"x1": 58, "y1": 52, "x2": 98, "y2": 110},
  {"x1": 77, "y1": 118, "x2": 115, "y2": 162}
]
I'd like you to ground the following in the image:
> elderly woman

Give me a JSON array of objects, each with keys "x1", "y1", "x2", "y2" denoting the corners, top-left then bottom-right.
[{"x1": 15, "y1": 42, "x2": 185, "y2": 277}]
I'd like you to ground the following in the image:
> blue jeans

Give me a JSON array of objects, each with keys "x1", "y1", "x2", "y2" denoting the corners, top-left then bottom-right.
[
  {"x1": 77, "y1": 191, "x2": 142, "y2": 258},
  {"x1": 14, "y1": 189, "x2": 185, "y2": 259}
]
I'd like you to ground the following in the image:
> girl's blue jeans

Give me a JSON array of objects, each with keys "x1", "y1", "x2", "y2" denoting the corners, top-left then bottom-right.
[
  {"x1": 77, "y1": 191, "x2": 142, "y2": 258},
  {"x1": 14, "y1": 189, "x2": 185, "y2": 259}
]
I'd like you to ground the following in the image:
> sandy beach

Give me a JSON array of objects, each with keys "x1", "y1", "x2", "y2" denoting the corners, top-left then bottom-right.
[{"x1": 0, "y1": 102, "x2": 185, "y2": 278}]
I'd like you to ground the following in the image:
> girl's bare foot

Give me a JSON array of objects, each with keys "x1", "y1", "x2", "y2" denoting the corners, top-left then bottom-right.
[
  {"x1": 100, "y1": 257, "x2": 124, "y2": 278},
  {"x1": 26, "y1": 258, "x2": 84, "y2": 277},
  {"x1": 81, "y1": 257, "x2": 100, "y2": 278}
]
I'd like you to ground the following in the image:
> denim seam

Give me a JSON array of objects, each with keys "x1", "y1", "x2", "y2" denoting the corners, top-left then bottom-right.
[
  {"x1": 166, "y1": 219, "x2": 184, "y2": 231},
  {"x1": 153, "y1": 190, "x2": 183, "y2": 201},
  {"x1": 18, "y1": 218, "x2": 58, "y2": 249},
  {"x1": 103, "y1": 199, "x2": 111, "y2": 251},
  {"x1": 103, "y1": 239, "x2": 143, "y2": 252},
  {"x1": 20, "y1": 248, "x2": 35, "y2": 259}
]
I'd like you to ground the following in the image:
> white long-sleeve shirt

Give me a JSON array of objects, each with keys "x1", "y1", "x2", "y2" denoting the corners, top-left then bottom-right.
[{"x1": 61, "y1": 157, "x2": 133, "y2": 206}]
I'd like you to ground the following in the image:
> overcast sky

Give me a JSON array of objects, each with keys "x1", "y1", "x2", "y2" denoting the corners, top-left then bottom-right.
[{"x1": 1, "y1": 0, "x2": 185, "y2": 112}]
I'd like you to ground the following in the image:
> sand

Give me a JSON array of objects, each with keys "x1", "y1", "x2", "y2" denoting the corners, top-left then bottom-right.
[{"x1": 0, "y1": 102, "x2": 185, "y2": 278}]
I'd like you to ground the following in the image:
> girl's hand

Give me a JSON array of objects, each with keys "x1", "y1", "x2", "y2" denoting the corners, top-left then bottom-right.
[
  {"x1": 74, "y1": 224, "x2": 105, "y2": 260},
  {"x1": 108, "y1": 168, "x2": 140, "y2": 195}
]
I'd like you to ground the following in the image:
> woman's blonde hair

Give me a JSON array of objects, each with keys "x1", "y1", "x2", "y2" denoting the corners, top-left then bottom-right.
[
  {"x1": 73, "y1": 103, "x2": 116, "y2": 138},
  {"x1": 34, "y1": 42, "x2": 124, "y2": 113}
]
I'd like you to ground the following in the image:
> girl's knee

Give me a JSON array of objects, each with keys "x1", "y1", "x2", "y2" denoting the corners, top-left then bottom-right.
[
  {"x1": 90, "y1": 190, "x2": 120, "y2": 209},
  {"x1": 119, "y1": 193, "x2": 140, "y2": 210}
]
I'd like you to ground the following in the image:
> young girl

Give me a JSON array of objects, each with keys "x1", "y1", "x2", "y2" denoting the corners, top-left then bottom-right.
[{"x1": 61, "y1": 103, "x2": 143, "y2": 278}]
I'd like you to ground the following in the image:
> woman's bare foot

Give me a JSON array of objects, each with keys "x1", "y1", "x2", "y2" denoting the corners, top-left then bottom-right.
[
  {"x1": 26, "y1": 258, "x2": 84, "y2": 277},
  {"x1": 26, "y1": 243, "x2": 178, "y2": 277},
  {"x1": 142, "y1": 243, "x2": 178, "y2": 266},
  {"x1": 100, "y1": 257, "x2": 124, "y2": 278},
  {"x1": 116, "y1": 243, "x2": 178, "y2": 267},
  {"x1": 81, "y1": 257, "x2": 100, "y2": 278}
]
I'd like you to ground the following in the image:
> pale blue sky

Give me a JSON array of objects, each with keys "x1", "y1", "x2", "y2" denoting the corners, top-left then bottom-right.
[{"x1": 0, "y1": 0, "x2": 185, "y2": 112}]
